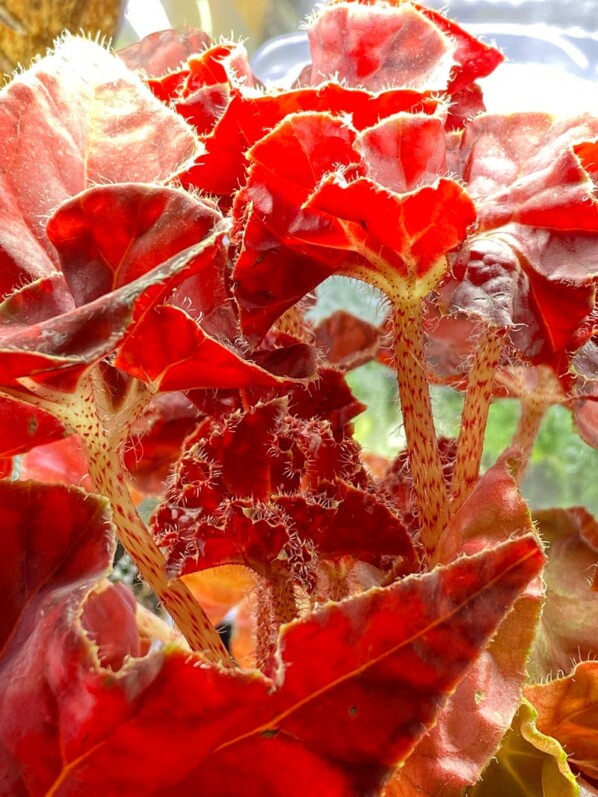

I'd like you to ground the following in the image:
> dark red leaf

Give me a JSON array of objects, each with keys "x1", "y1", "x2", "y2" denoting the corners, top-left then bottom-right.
[
  {"x1": 314, "y1": 311, "x2": 382, "y2": 371},
  {"x1": 392, "y1": 455, "x2": 545, "y2": 796},
  {"x1": 124, "y1": 393, "x2": 200, "y2": 494},
  {"x1": 444, "y1": 228, "x2": 595, "y2": 365},
  {"x1": 155, "y1": 397, "x2": 413, "y2": 581}
]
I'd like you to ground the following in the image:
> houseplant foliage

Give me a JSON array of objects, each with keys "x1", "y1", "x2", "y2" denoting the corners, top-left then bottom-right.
[{"x1": 0, "y1": 1, "x2": 597, "y2": 794}]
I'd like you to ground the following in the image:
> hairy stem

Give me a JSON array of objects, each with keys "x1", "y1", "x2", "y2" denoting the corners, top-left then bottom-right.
[
  {"x1": 21, "y1": 373, "x2": 232, "y2": 665},
  {"x1": 392, "y1": 299, "x2": 449, "y2": 558},
  {"x1": 451, "y1": 330, "x2": 502, "y2": 513},
  {"x1": 512, "y1": 395, "x2": 548, "y2": 484}
]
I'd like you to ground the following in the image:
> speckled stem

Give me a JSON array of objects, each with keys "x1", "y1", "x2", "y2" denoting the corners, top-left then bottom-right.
[
  {"x1": 255, "y1": 569, "x2": 298, "y2": 677},
  {"x1": 28, "y1": 373, "x2": 232, "y2": 665},
  {"x1": 269, "y1": 568, "x2": 299, "y2": 627},
  {"x1": 451, "y1": 331, "x2": 502, "y2": 513},
  {"x1": 512, "y1": 395, "x2": 548, "y2": 484},
  {"x1": 392, "y1": 298, "x2": 449, "y2": 559}
]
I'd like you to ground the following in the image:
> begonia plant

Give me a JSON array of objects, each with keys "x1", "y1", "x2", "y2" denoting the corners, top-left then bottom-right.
[{"x1": 0, "y1": 1, "x2": 597, "y2": 795}]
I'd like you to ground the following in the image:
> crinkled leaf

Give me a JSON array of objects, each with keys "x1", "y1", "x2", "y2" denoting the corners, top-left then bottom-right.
[
  {"x1": 180, "y1": 82, "x2": 438, "y2": 196},
  {"x1": 466, "y1": 699, "x2": 580, "y2": 797},
  {"x1": 234, "y1": 111, "x2": 475, "y2": 339},
  {"x1": 445, "y1": 113, "x2": 598, "y2": 365},
  {"x1": 187, "y1": 362, "x2": 365, "y2": 430},
  {"x1": 305, "y1": 174, "x2": 476, "y2": 291},
  {"x1": 308, "y1": 0, "x2": 502, "y2": 96},
  {"x1": 148, "y1": 41, "x2": 254, "y2": 137},
  {"x1": 460, "y1": 114, "x2": 598, "y2": 232},
  {"x1": 445, "y1": 227, "x2": 595, "y2": 365},
  {"x1": 155, "y1": 397, "x2": 413, "y2": 580},
  {"x1": 1, "y1": 515, "x2": 543, "y2": 795}
]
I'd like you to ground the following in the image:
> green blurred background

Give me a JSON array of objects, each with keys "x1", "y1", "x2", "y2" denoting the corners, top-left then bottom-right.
[{"x1": 314, "y1": 277, "x2": 598, "y2": 517}]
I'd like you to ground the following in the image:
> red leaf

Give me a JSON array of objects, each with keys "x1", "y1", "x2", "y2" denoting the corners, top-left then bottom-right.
[
  {"x1": 357, "y1": 113, "x2": 447, "y2": 193},
  {"x1": 20, "y1": 434, "x2": 91, "y2": 491},
  {"x1": 233, "y1": 110, "x2": 475, "y2": 339},
  {"x1": 155, "y1": 397, "x2": 414, "y2": 581},
  {"x1": 0, "y1": 480, "x2": 114, "y2": 658},
  {"x1": 149, "y1": 41, "x2": 254, "y2": 137},
  {"x1": 47, "y1": 182, "x2": 237, "y2": 342},
  {"x1": 124, "y1": 392, "x2": 201, "y2": 494},
  {"x1": 304, "y1": 0, "x2": 502, "y2": 97},
  {"x1": 180, "y1": 82, "x2": 438, "y2": 196},
  {"x1": 81, "y1": 581, "x2": 145, "y2": 670},
  {"x1": 446, "y1": 115, "x2": 598, "y2": 365},
  {"x1": 0, "y1": 234, "x2": 224, "y2": 392},
  {"x1": 1, "y1": 499, "x2": 544, "y2": 795},
  {"x1": 393, "y1": 456, "x2": 545, "y2": 795},
  {"x1": 113, "y1": 303, "x2": 287, "y2": 391},
  {"x1": 46, "y1": 183, "x2": 223, "y2": 309},
  {"x1": 460, "y1": 114, "x2": 598, "y2": 231},
  {"x1": 445, "y1": 228, "x2": 595, "y2": 365},
  {"x1": 0, "y1": 395, "x2": 65, "y2": 457},
  {"x1": 118, "y1": 29, "x2": 212, "y2": 77},
  {"x1": 314, "y1": 311, "x2": 382, "y2": 371},
  {"x1": 305, "y1": 174, "x2": 476, "y2": 287}
]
